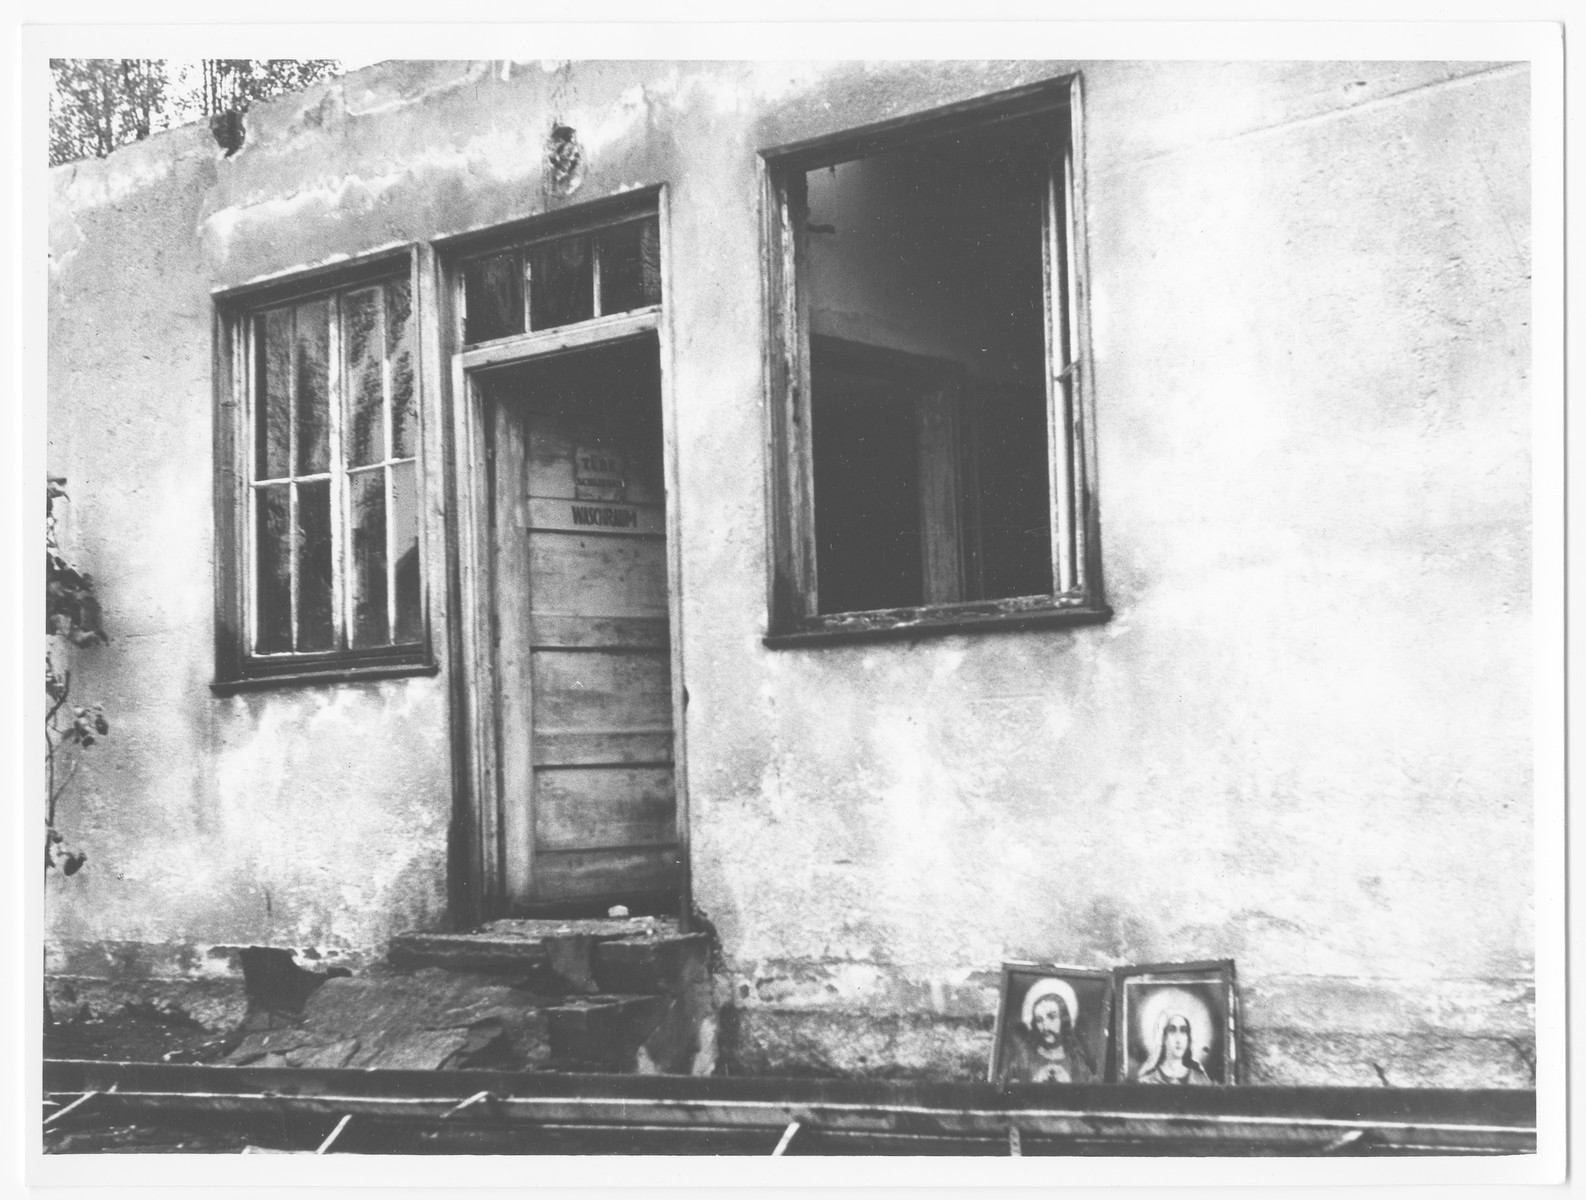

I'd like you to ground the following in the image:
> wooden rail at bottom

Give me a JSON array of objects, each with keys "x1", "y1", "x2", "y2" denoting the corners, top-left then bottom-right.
[{"x1": 43, "y1": 1060, "x2": 1536, "y2": 1156}]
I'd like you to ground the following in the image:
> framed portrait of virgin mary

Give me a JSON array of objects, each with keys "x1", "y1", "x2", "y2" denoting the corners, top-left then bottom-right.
[
  {"x1": 1114, "y1": 959, "x2": 1240, "y2": 1086},
  {"x1": 990, "y1": 963, "x2": 1114, "y2": 1086}
]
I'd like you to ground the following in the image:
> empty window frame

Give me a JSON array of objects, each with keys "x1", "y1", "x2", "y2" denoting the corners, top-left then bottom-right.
[
  {"x1": 763, "y1": 79, "x2": 1108, "y2": 644},
  {"x1": 458, "y1": 210, "x2": 661, "y2": 346},
  {"x1": 215, "y1": 257, "x2": 428, "y2": 684}
]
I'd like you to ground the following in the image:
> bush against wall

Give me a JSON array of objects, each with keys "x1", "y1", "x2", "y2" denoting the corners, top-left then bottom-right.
[{"x1": 46, "y1": 478, "x2": 108, "y2": 876}]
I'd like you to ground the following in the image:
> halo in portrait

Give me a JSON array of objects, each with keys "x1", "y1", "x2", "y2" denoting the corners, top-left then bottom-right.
[
  {"x1": 1132, "y1": 985, "x2": 1215, "y2": 1062},
  {"x1": 1020, "y1": 977, "x2": 1080, "y2": 1029}
]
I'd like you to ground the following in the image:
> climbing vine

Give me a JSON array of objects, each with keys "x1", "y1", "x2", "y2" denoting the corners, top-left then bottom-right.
[{"x1": 46, "y1": 477, "x2": 108, "y2": 875}]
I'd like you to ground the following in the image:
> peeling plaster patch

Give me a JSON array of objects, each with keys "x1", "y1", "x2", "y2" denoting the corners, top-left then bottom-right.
[
  {"x1": 637, "y1": 67, "x2": 685, "y2": 102},
  {"x1": 306, "y1": 688, "x2": 360, "y2": 735},
  {"x1": 213, "y1": 688, "x2": 444, "y2": 949},
  {"x1": 758, "y1": 759, "x2": 788, "y2": 824},
  {"x1": 401, "y1": 130, "x2": 545, "y2": 184},
  {"x1": 340, "y1": 61, "x2": 493, "y2": 120},
  {"x1": 643, "y1": 67, "x2": 758, "y2": 118},
  {"x1": 873, "y1": 712, "x2": 966, "y2": 905},
  {"x1": 48, "y1": 199, "x2": 86, "y2": 273},
  {"x1": 1001, "y1": 833, "x2": 1042, "y2": 881},
  {"x1": 577, "y1": 87, "x2": 650, "y2": 159},
  {"x1": 296, "y1": 675, "x2": 447, "y2": 748},
  {"x1": 329, "y1": 842, "x2": 437, "y2": 942},
  {"x1": 237, "y1": 83, "x2": 344, "y2": 149},
  {"x1": 736, "y1": 960, "x2": 999, "y2": 1017},
  {"x1": 216, "y1": 703, "x2": 289, "y2": 812},
  {"x1": 204, "y1": 124, "x2": 546, "y2": 249},
  {"x1": 142, "y1": 464, "x2": 212, "y2": 625},
  {"x1": 932, "y1": 647, "x2": 966, "y2": 679},
  {"x1": 821, "y1": 961, "x2": 887, "y2": 1004},
  {"x1": 303, "y1": 679, "x2": 434, "y2": 735},
  {"x1": 337, "y1": 174, "x2": 380, "y2": 217},
  {"x1": 62, "y1": 151, "x2": 178, "y2": 211},
  {"x1": 1043, "y1": 703, "x2": 1075, "y2": 740},
  {"x1": 702, "y1": 76, "x2": 750, "y2": 116},
  {"x1": 748, "y1": 61, "x2": 828, "y2": 104},
  {"x1": 203, "y1": 171, "x2": 405, "y2": 244}
]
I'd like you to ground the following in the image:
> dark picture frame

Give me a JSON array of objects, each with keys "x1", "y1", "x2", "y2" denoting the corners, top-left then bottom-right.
[
  {"x1": 990, "y1": 962, "x2": 1114, "y2": 1086},
  {"x1": 1114, "y1": 959, "x2": 1240, "y2": 1086}
]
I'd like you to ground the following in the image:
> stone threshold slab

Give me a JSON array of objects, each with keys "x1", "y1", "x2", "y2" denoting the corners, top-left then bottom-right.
[{"x1": 387, "y1": 916, "x2": 689, "y2": 975}]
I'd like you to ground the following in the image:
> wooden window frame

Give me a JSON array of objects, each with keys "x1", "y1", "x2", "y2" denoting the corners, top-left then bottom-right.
[
  {"x1": 760, "y1": 75, "x2": 1109, "y2": 648},
  {"x1": 452, "y1": 192, "x2": 664, "y2": 350},
  {"x1": 212, "y1": 250, "x2": 437, "y2": 691}
]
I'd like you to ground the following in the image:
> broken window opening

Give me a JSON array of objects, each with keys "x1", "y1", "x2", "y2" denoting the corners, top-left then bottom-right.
[{"x1": 765, "y1": 85, "x2": 1106, "y2": 642}]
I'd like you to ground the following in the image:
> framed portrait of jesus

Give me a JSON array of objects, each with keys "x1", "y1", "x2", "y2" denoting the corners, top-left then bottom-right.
[{"x1": 990, "y1": 963, "x2": 1114, "y2": 1087}]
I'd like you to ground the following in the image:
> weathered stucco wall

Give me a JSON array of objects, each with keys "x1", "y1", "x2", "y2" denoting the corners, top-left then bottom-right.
[
  {"x1": 43, "y1": 70, "x2": 484, "y2": 979},
  {"x1": 47, "y1": 59, "x2": 1531, "y2": 1085}
]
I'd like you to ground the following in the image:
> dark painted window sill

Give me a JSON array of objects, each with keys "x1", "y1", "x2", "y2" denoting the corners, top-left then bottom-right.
[
  {"x1": 763, "y1": 596, "x2": 1112, "y2": 649},
  {"x1": 210, "y1": 659, "x2": 440, "y2": 695}
]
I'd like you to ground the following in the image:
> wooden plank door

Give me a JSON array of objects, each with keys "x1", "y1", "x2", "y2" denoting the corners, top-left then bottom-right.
[{"x1": 491, "y1": 349, "x2": 678, "y2": 911}]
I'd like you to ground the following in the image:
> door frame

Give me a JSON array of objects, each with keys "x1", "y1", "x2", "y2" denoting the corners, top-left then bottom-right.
[{"x1": 442, "y1": 198, "x2": 690, "y2": 927}]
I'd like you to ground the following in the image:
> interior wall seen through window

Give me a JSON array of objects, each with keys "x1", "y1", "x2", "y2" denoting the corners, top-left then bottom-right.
[{"x1": 802, "y1": 121, "x2": 1058, "y2": 614}]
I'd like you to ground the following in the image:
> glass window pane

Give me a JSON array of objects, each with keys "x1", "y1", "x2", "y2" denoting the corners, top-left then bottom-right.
[
  {"x1": 597, "y1": 217, "x2": 662, "y2": 314},
  {"x1": 255, "y1": 309, "x2": 292, "y2": 480},
  {"x1": 385, "y1": 277, "x2": 419, "y2": 459},
  {"x1": 462, "y1": 252, "x2": 523, "y2": 344},
  {"x1": 245, "y1": 271, "x2": 427, "y2": 665},
  {"x1": 343, "y1": 287, "x2": 384, "y2": 468},
  {"x1": 348, "y1": 468, "x2": 388, "y2": 648},
  {"x1": 254, "y1": 484, "x2": 292, "y2": 653},
  {"x1": 296, "y1": 479, "x2": 335, "y2": 651},
  {"x1": 390, "y1": 460, "x2": 423, "y2": 644},
  {"x1": 294, "y1": 299, "x2": 331, "y2": 476},
  {"x1": 528, "y1": 235, "x2": 593, "y2": 330}
]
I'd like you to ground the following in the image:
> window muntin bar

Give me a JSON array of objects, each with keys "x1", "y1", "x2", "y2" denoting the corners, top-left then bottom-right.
[
  {"x1": 460, "y1": 212, "x2": 661, "y2": 347},
  {"x1": 243, "y1": 279, "x2": 422, "y2": 661}
]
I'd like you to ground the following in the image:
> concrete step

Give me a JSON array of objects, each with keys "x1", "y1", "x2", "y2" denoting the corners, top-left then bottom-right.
[
  {"x1": 388, "y1": 916, "x2": 677, "y2": 973},
  {"x1": 224, "y1": 968, "x2": 693, "y2": 1074},
  {"x1": 375, "y1": 917, "x2": 717, "y2": 1075},
  {"x1": 594, "y1": 931, "x2": 711, "y2": 997},
  {"x1": 387, "y1": 917, "x2": 709, "y2": 999},
  {"x1": 543, "y1": 994, "x2": 665, "y2": 1071}
]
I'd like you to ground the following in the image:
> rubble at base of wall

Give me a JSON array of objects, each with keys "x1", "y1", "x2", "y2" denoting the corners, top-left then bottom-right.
[
  {"x1": 47, "y1": 976, "x2": 250, "y2": 1035},
  {"x1": 42, "y1": 959, "x2": 1537, "y2": 1090}
]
